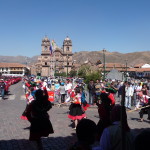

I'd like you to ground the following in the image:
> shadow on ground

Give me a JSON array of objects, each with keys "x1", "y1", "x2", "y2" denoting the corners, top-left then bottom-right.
[
  {"x1": 130, "y1": 117, "x2": 150, "y2": 123},
  {"x1": 41, "y1": 133, "x2": 77, "y2": 150},
  {"x1": 0, "y1": 134, "x2": 77, "y2": 150},
  {"x1": 0, "y1": 139, "x2": 38, "y2": 150}
]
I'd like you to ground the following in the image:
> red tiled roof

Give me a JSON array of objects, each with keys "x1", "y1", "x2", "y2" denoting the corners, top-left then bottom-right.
[
  {"x1": 74, "y1": 64, "x2": 81, "y2": 67},
  {"x1": 134, "y1": 63, "x2": 145, "y2": 68},
  {"x1": 98, "y1": 63, "x2": 128, "y2": 68},
  {"x1": 99, "y1": 67, "x2": 150, "y2": 73},
  {"x1": 127, "y1": 68, "x2": 137, "y2": 72},
  {"x1": 0, "y1": 63, "x2": 26, "y2": 67},
  {"x1": 127, "y1": 68, "x2": 150, "y2": 72},
  {"x1": 135, "y1": 68, "x2": 150, "y2": 72}
]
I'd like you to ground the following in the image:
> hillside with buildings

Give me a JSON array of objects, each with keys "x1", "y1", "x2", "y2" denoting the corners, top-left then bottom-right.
[
  {"x1": 73, "y1": 50, "x2": 150, "y2": 66},
  {"x1": 0, "y1": 50, "x2": 150, "y2": 66}
]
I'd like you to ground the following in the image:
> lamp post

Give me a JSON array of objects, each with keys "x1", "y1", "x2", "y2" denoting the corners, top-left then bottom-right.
[
  {"x1": 125, "y1": 59, "x2": 128, "y2": 81},
  {"x1": 102, "y1": 49, "x2": 106, "y2": 80},
  {"x1": 72, "y1": 60, "x2": 76, "y2": 77},
  {"x1": 66, "y1": 54, "x2": 69, "y2": 77}
]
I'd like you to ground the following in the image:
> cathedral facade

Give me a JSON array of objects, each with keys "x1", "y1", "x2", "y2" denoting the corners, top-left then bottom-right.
[{"x1": 35, "y1": 36, "x2": 73, "y2": 77}]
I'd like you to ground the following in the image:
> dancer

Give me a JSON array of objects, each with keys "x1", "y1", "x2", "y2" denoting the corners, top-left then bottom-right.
[
  {"x1": 68, "y1": 87, "x2": 86, "y2": 129},
  {"x1": 26, "y1": 89, "x2": 54, "y2": 141},
  {"x1": 96, "y1": 91, "x2": 115, "y2": 141},
  {"x1": 20, "y1": 86, "x2": 35, "y2": 120},
  {"x1": 139, "y1": 94, "x2": 150, "y2": 121}
]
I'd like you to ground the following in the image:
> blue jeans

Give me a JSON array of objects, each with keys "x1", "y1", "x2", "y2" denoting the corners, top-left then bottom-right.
[
  {"x1": 125, "y1": 96, "x2": 131, "y2": 108},
  {"x1": 89, "y1": 92, "x2": 95, "y2": 104},
  {"x1": 0, "y1": 89, "x2": 5, "y2": 99}
]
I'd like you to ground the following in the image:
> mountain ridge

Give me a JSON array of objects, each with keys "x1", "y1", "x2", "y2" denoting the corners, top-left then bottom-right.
[{"x1": 0, "y1": 51, "x2": 149, "y2": 66}]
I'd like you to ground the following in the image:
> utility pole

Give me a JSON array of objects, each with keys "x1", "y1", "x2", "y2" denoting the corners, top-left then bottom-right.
[
  {"x1": 66, "y1": 54, "x2": 69, "y2": 77},
  {"x1": 125, "y1": 59, "x2": 128, "y2": 81},
  {"x1": 102, "y1": 49, "x2": 106, "y2": 80}
]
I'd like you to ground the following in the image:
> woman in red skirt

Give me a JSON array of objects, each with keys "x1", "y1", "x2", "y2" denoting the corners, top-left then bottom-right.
[
  {"x1": 68, "y1": 87, "x2": 86, "y2": 129},
  {"x1": 26, "y1": 89, "x2": 54, "y2": 141}
]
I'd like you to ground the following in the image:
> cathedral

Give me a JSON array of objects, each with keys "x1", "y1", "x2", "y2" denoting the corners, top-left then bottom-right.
[{"x1": 35, "y1": 36, "x2": 73, "y2": 77}]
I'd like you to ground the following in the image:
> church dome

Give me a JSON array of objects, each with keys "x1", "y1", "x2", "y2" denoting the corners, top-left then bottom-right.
[
  {"x1": 42, "y1": 36, "x2": 50, "y2": 42},
  {"x1": 64, "y1": 36, "x2": 70, "y2": 41},
  {"x1": 63, "y1": 36, "x2": 72, "y2": 45}
]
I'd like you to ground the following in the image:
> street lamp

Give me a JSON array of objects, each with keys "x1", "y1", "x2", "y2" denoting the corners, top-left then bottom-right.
[
  {"x1": 66, "y1": 54, "x2": 69, "y2": 77},
  {"x1": 102, "y1": 49, "x2": 106, "y2": 80},
  {"x1": 125, "y1": 59, "x2": 128, "y2": 81}
]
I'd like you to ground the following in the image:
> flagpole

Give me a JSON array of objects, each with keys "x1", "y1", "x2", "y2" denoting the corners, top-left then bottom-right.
[
  {"x1": 49, "y1": 40, "x2": 52, "y2": 78},
  {"x1": 49, "y1": 40, "x2": 56, "y2": 78},
  {"x1": 52, "y1": 40, "x2": 55, "y2": 78},
  {"x1": 53, "y1": 50, "x2": 55, "y2": 76},
  {"x1": 50, "y1": 55, "x2": 51, "y2": 77}
]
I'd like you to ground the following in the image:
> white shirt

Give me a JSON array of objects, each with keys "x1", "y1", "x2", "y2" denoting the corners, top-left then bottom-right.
[
  {"x1": 125, "y1": 86, "x2": 134, "y2": 96},
  {"x1": 65, "y1": 83, "x2": 72, "y2": 90}
]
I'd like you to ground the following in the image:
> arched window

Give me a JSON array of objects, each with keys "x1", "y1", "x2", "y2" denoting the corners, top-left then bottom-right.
[
  {"x1": 45, "y1": 62, "x2": 47, "y2": 65},
  {"x1": 66, "y1": 47, "x2": 69, "y2": 51},
  {"x1": 44, "y1": 46, "x2": 47, "y2": 51}
]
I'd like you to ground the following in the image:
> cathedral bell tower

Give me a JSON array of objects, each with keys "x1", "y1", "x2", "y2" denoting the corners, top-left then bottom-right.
[
  {"x1": 41, "y1": 36, "x2": 50, "y2": 54},
  {"x1": 39, "y1": 36, "x2": 51, "y2": 76},
  {"x1": 63, "y1": 36, "x2": 73, "y2": 76},
  {"x1": 63, "y1": 36, "x2": 72, "y2": 54}
]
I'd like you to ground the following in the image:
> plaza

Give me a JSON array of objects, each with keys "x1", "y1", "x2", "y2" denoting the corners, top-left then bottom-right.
[{"x1": 0, "y1": 81, "x2": 149, "y2": 150}]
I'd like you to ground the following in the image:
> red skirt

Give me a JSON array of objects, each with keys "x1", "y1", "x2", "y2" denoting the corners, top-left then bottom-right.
[
  {"x1": 68, "y1": 103, "x2": 86, "y2": 120},
  {"x1": 82, "y1": 103, "x2": 90, "y2": 111}
]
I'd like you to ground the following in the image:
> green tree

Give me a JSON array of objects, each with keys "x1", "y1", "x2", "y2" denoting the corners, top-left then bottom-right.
[
  {"x1": 84, "y1": 71, "x2": 102, "y2": 84},
  {"x1": 69, "y1": 70, "x2": 77, "y2": 77},
  {"x1": 78, "y1": 64, "x2": 91, "y2": 78},
  {"x1": 55, "y1": 72, "x2": 66, "y2": 77}
]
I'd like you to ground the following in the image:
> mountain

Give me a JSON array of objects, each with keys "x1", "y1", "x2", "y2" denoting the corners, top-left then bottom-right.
[
  {"x1": 0, "y1": 55, "x2": 39, "y2": 65},
  {"x1": 72, "y1": 50, "x2": 150, "y2": 66},
  {"x1": 0, "y1": 51, "x2": 150, "y2": 66}
]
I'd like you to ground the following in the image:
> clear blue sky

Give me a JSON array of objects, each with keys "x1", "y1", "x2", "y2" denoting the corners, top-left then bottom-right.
[{"x1": 0, "y1": 0, "x2": 150, "y2": 57}]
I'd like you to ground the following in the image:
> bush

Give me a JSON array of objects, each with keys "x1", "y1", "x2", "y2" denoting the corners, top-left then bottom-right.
[
  {"x1": 84, "y1": 72, "x2": 102, "y2": 84},
  {"x1": 54, "y1": 72, "x2": 66, "y2": 77}
]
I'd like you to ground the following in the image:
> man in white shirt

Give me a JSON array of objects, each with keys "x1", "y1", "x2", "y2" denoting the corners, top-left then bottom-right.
[
  {"x1": 65, "y1": 80, "x2": 72, "y2": 97},
  {"x1": 125, "y1": 82, "x2": 134, "y2": 109}
]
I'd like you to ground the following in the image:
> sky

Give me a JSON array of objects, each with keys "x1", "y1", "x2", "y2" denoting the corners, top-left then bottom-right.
[{"x1": 0, "y1": 0, "x2": 150, "y2": 57}]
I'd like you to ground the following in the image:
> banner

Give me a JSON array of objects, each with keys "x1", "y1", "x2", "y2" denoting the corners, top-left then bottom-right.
[{"x1": 48, "y1": 91, "x2": 54, "y2": 102}]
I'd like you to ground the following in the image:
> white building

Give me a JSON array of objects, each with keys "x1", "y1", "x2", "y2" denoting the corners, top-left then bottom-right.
[{"x1": 0, "y1": 63, "x2": 29, "y2": 76}]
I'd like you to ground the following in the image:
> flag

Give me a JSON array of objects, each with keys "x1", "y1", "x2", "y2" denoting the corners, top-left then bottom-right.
[
  {"x1": 52, "y1": 40, "x2": 54, "y2": 47},
  {"x1": 50, "y1": 40, "x2": 55, "y2": 56},
  {"x1": 50, "y1": 44, "x2": 53, "y2": 56}
]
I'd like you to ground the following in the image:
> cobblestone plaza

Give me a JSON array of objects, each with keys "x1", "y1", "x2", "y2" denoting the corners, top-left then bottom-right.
[{"x1": 0, "y1": 82, "x2": 149, "y2": 150}]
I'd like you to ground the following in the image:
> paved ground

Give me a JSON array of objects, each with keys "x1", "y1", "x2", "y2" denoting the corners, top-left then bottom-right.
[{"x1": 0, "y1": 82, "x2": 149, "y2": 150}]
